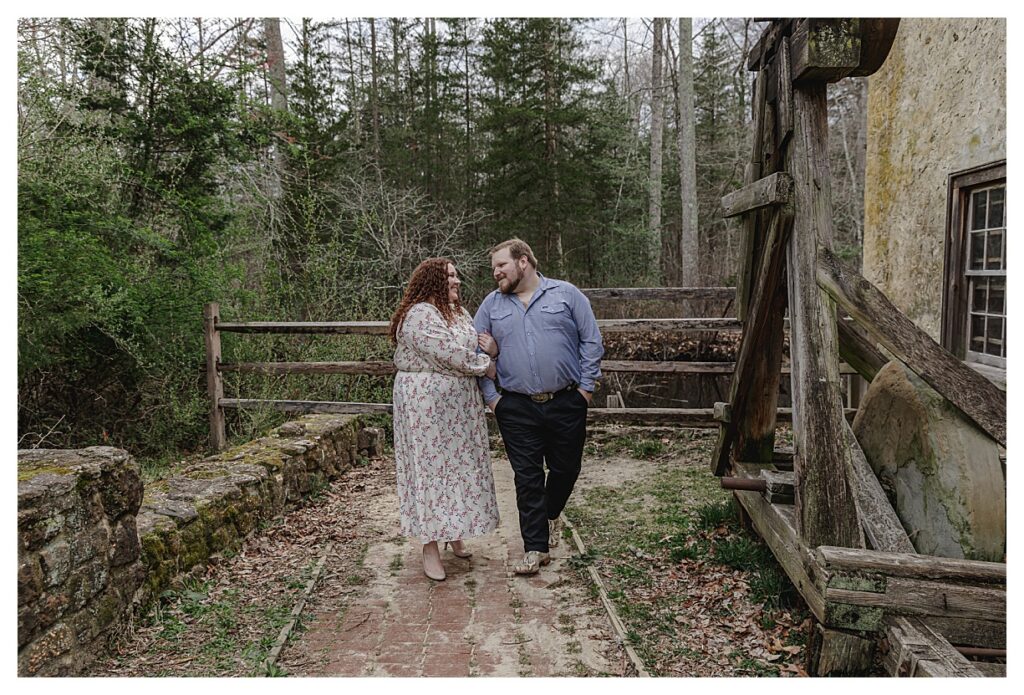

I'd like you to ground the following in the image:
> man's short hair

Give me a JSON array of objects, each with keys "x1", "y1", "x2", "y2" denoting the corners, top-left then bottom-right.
[{"x1": 490, "y1": 238, "x2": 538, "y2": 269}]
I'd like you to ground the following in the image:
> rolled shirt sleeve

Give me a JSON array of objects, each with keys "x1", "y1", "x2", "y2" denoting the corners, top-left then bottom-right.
[
  {"x1": 569, "y1": 286, "x2": 603, "y2": 392},
  {"x1": 473, "y1": 296, "x2": 501, "y2": 402}
]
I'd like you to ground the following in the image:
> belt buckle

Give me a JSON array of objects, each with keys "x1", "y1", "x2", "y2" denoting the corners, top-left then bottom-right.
[{"x1": 531, "y1": 393, "x2": 552, "y2": 403}]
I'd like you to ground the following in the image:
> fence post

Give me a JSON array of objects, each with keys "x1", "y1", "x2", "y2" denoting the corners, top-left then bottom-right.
[{"x1": 204, "y1": 302, "x2": 226, "y2": 451}]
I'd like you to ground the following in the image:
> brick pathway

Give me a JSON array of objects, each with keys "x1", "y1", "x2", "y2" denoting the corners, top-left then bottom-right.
[{"x1": 283, "y1": 454, "x2": 627, "y2": 677}]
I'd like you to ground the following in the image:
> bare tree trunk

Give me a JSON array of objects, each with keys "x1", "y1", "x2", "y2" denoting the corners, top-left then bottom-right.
[
  {"x1": 677, "y1": 18, "x2": 699, "y2": 288},
  {"x1": 263, "y1": 18, "x2": 288, "y2": 113},
  {"x1": 369, "y1": 17, "x2": 380, "y2": 162},
  {"x1": 344, "y1": 19, "x2": 361, "y2": 146},
  {"x1": 648, "y1": 18, "x2": 665, "y2": 279}
]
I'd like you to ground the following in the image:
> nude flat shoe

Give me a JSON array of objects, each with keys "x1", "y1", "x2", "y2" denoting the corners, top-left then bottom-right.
[{"x1": 445, "y1": 540, "x2": 472, "y2": 559}]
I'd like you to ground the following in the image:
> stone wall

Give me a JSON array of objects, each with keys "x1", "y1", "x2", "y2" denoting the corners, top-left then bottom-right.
[
  {"x1": 863, "y1": 18, "x2": 1006, "y2": 340},
  {"x1": 18, "y1": 447, "x2": 146, "y2": 676},
  {"x1": 17, "y1": 414, "x2": 382, "y2": 676}
]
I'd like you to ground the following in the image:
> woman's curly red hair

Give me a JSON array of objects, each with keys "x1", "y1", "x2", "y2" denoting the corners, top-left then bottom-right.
[{"x1": 389, "y1": 257, "x2": 460, "y2": 342}]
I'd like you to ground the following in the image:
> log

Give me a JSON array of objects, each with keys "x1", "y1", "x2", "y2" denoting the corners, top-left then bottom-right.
[
  {"x1": 844, "y1": 421, "x2": 916, "y2": 554},
  {"x1": 711, "y1": 206, "x2": 792, "y2": 476},
  {"x1": 220, "y1": 361, "x2": 397, "y2": 375},
  {"x1": 736, "y1": 68, "x2": 767, "y2": 323},
  {"x1": 786, "y1": 82, "x2": 862, "y2": 548},
  {"x1": 220, "y1": 399, "x2": 394, "y2": 415},
  {"x1": 825, "y1": 577, "x2": 1005, "y2": 623},
  {"x1": 837, "y1": 316, "x2": 887, "y2": 382},
  {"x1": 817, "y1": 246, "x2": 1006, "y2": 445},
  {"x1": 815, "y1": 546, "x2": 1006, "y2": 585},
  {"x1": 848, "y1": 19, "x2": 902, "y2": 77},
  {"x1": 597, "y1": 318, "x2": 742, "y2": 333},
  {"x1": 216, "y1": 321, "x2": 391, "y2": 335},
  {"x1": 581, "y1": 287, "x2": 735, "y2": 302},
  {"x1": 789, "y1": 18, "x2": 861, "y2": 83},
  {"x1": 719, "y1": 172, "x2": 793, "y2": 218},
  {"x1": 204, "y1": 303, "x2": 226, "y2": 451},
  {"x1": 807, "y1": 624, "x2": 875, "y2": 676},
  {"x1": 882, "y1": 616, "x2": 985, "y2": 677},
  {"x1": 601, "y1": 360, "x2": 734, "y2": 374}
]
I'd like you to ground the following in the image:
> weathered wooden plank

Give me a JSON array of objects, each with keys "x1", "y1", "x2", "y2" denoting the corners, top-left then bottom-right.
[
  {"x1": 826, "y1": 577, "x2": 1005, "y2": 623},
  {"x1": 220, "y1": 361, "x2": 397, "y2": 375},
  {"x1": 216, "y1": 321, "x2": 391, "y2": 335},
  {"x1": 596, "y1": 318, "x2": 742, "y2": 333},
  {"x1": 204, "y1": 303, "x2": 226, "y2": 451},
  {"x1": 817, "y1": 245, "x2": 1007, "y2": 445},
  {"x1": 808, "y1": 625, "x2": 875, "y2": 676},
  {"x1": 924, "y1": 616, "x2": 1005, "y2": 649},
  {"x1": 218, "y1": 318, "x2": 744, "y2": 335},
  {"x1": 815, "y1": 546, "x2": 1006, "y2": 585},
  {"x1": 736, "y1": 68, "x2": 767, "y2": 323},
  {"x1": 732, "y1": 486, "x2": 827, "y2": 621},
  {"x1": 848, "y1": 19, "x2": 902, "y2": 77},
  {"x1": 602, "y1": 361, "x2": 733, "y2": 374},
  {"x1": 720, "y1": 172, "x2": 793, "y2": 219},
  {"x1": 786, "y1": 82, "x2": 862, "y2": 548},
  {"x1": 789, "y1": 18, "x2": 861, "y2": 83},
  {"x1": 762, "y1": 469, "x2": 795, "y2": 504},
  {"x1": 882, "y1": 616, "x2": 985, "y2": 677},
  {"x1": 220, "y1": 399, "x2": 394, "y2": 414},
  {"x1": 747, "y1": 18, "x2": 795, "y2": 71},
  {"x1": 711, "y1": 206, "x2": 792, "y2": 476},
  {"x1": 581, "y1": 287, "x2": 735, "y2": 302},
  {"x1": 775, "y1": 36, "x2": 794, "y2": 146},
  {"x1": 972, "y1": 661, "x2": 1006, "y2": 677},
  {"x1": 844, "y1": 421, "x2": 916, "y2": 554},
  {"x1": 837, "y1": 316, "x2": 887, "y2": 381}
]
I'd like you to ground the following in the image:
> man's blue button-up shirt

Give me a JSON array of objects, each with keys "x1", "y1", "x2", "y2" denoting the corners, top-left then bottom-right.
[{"x1": 473, "y1": 275, "x2": 603, "y2": 404}]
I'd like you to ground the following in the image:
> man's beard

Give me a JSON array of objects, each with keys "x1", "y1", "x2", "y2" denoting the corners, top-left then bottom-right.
[{"x1": 498, "y1": 274, "x2": 520, "y2": 294}]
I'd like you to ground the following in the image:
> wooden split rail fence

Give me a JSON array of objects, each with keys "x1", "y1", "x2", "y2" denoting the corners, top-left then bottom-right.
[
  {"x1": 205, "y1": 286, "x2": 860, "y2": 450},
  {"x1": 712, "y1": 17, "x2": 1006, "y2": 677}
]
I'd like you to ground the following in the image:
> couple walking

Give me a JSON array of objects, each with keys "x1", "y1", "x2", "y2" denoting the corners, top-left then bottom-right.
[{"x1": 389, "y1": 238, "x2": 604, "y2": 581}]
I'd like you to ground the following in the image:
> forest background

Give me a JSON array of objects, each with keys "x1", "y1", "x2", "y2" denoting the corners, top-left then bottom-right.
[{"x1": 16, "y1": 17, "x2": 869, "y2": 467}]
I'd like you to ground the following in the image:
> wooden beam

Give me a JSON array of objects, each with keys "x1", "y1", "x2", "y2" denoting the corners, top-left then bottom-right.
[
  {"x1": 786, "y1": 82, "x2": 862, "y2": 548},
  {"x1": 220, "y1": 361, "x2": 397, "y2": 375},
  {"x1": 203, "y1": 303, "x2": 226, "y2": 451},
  {"x1": 719, "y1": 172, "x2": 793, "y2": 218},
  {"x1": 732, "y1": 473, "x2": 827, "y2": 621},
  {"x1": 596, "y1": 318, "x2": 742, "y2": 333},
  {"x1": 747, "y1": 18, "x2": 794, "y2": 71},
  {"x1": 849, "y1": 19, "x2": 902, "y2": 77},
  {"x1": 845, "y1": 421, "x2": 916, "y2": 554},
  {"x1": 924, "y1": 616, "x2": 1005, "y2": 650},
  {"x1": 789, "y1": 18, "x2": 861, "y2": 83},
  {"x1": 220, "y1": 399, "x2": 394, "y2": 414},
  {"x1": 837, "y1": 315, "x2": 887, "y2": 381},
  {"x1": 815, "y1": 546, "x2": 1006, "y2": 585},
  {"x1": 711, "y1": 207, "x2": 793, "y2": 476},
  {"x1": 602, "y1": 360, "x2": 733, "y2": 374},
  {"x1": 825, "y1": 577, "x2": 1005, "y2": 623},
  {"x1": 817, "y1": 245, "x2": 1006, "y2": 445},
  {"x1": 882, "y1": 616, "x2": 985, "y2": 677},
  {"x1": 581, "y1": 287, "x2": 735, "y2": 302},
  {"x1": 736, "y1": 68, "x2": 767, "y2": 323},
  {"x1": 216, "y1": 321, "x2": 390, "y2": 335}
]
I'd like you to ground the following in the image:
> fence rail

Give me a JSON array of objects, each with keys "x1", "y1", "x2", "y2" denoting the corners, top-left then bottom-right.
[{"x1": 204, "y1": 287, "x2": 821, "y2": 449}]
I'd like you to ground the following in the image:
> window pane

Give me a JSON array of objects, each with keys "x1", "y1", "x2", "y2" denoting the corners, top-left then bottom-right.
[
  {"x1": 972, "y1": 190, "x2": 988, "y2": 230},
  {"x1": 986, "y1": 317, "x2": 1004, "y2": 356},
  {"x1": 988, "y1": 186, "x2": 1005, "y2": 228},
  {"x1": 987, "y1": 230, "x2": 1004, "y2": 270},
  {"x1": 970, "y1": 315, "x2": 986, "y2": 352},
  {"x1": 972, "y1": 278, "x2": 988, "y2": 312},
  {"x1": 970, "y1": 232, "x2": 986, "y2": 270},
  {"x1": 988, "y1": 278, "x2": 1005, "y2": 314}
]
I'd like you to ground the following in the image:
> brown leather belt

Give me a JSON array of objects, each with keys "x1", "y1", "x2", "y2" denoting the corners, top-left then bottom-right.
[{"x1": 502, "y1": 383, "x2": 577, "y2": 403}]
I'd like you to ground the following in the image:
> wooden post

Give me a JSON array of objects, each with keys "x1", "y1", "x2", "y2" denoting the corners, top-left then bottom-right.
[
  {"x1": 785, "y1": 81, "x2": 862, "y2": 549},
  {"x1": 204, "y1": 302, "x2": 226, "y2": 451}
]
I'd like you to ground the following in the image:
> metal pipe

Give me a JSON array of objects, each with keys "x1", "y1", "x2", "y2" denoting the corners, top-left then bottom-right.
[
  {"x1": 720, "y1": 477, "x2": 767, "y2": 492},
  {"x1": 954, "y1": 646, "x2": 1006, "y2": 659}
]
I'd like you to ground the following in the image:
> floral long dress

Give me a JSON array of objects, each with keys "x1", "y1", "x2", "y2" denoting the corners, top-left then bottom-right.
[{"x1": 392, "y1": 302, "x2": 500, "y2": 543}]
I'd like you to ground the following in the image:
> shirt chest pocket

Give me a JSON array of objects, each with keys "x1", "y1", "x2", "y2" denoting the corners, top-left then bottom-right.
[
  {"x1": 489, "y1": 308, "x2": 515, "y2": 342},
  {"x1": 539, "y1": 301, "x2": 574, "y2": 333}
]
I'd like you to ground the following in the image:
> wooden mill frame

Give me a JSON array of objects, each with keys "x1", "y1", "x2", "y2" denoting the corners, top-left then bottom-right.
[{"x1": 712, "y1": 18, "x2": 1006, "y2": 676}]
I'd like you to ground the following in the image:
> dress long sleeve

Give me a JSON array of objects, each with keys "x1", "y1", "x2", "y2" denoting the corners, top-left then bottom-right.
[{"x1": 396, "y1": 303, "x2": 490, "y2": 377}]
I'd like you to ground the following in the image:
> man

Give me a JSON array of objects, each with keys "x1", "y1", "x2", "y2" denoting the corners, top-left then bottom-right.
[{"x1": 474, "y1": 238, "x2": 604, "y2": 575}]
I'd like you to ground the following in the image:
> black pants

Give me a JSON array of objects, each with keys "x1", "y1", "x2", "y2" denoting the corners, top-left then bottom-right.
[{"x1": 494, "y1": 388, "x2": 588, "y2": 553}]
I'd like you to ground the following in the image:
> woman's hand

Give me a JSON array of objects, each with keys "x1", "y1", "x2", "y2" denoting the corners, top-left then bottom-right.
[
  {"x1": 478, "y1": 331, "x2": 498, "y2": 358},
  {"x1": 484, "y1": 358, "x2": 497, "y2": 380}
]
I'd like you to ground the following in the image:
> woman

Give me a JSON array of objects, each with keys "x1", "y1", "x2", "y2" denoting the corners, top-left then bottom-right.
[{"x1": 389, "y1": 258, "x2": 500, "y2": 581}]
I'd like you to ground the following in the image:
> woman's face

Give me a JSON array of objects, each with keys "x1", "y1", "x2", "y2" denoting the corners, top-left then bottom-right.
[{"x1": 446, "y1": 263, "x2": 461, "y2": 303}]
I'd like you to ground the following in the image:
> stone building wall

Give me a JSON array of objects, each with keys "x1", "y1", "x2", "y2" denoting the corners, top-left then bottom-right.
[
  {"x1": 17, "y1": 414, "x2": 381, "y2": 676},
  {"x1": 863, "y1": 18, "x2": 1006, "y2": 340}
]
